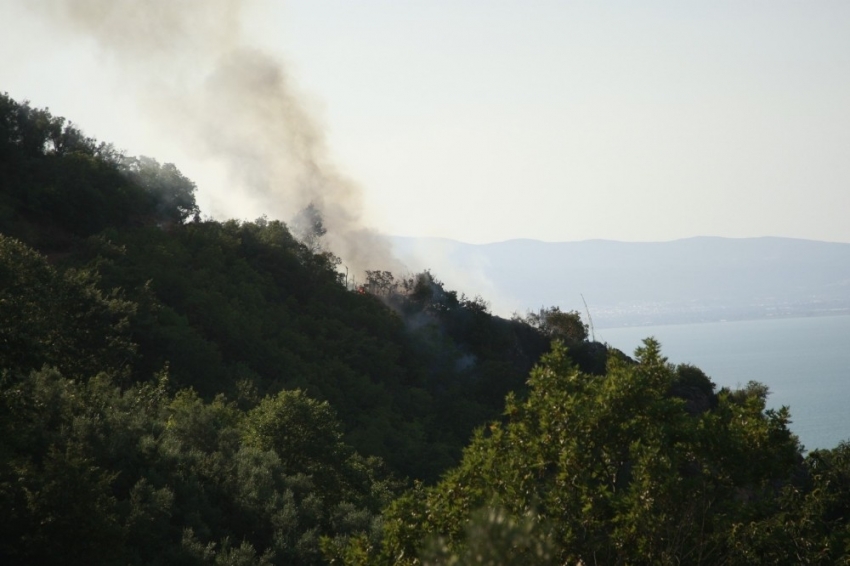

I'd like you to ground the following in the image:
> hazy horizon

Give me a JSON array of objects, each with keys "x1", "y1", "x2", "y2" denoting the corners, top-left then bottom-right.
[
  {"x1": 2, "y1": 1, "x2": 849, "y2": 247},
  {"x1": 391, "y1": 236, "x2": 850, "y2": 322},
  {"x1": 391, "y1": 233, "x2": 850, "y2": 246}
]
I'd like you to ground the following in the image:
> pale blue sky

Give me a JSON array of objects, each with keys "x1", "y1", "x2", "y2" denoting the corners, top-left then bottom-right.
[{"x1": 2, "y1": 1, "x2": 849, "y2": 244}]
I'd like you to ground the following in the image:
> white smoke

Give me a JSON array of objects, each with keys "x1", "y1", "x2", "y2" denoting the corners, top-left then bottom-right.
[{"x1": 31, "y1": 0, "x2": 401, "y2": 275}]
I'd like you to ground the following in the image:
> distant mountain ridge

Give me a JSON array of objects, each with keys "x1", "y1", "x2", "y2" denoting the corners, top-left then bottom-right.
[{"x1": 391, "y1": 236, "x2": 850, "y2": 327}]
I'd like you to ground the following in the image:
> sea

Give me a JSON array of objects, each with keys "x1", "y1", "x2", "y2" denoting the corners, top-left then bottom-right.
[{"x1": 597, "y1": 315, "x2": 850, "y2": 452}]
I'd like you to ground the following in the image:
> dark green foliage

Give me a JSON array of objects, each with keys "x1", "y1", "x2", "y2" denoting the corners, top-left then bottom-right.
[
  {"x1": 81, "y1": 219, "x2": 439, "y2": 479},
  {"x1": 519, "y1": 305, "x2": 588, "y2": 344},
  {"x1": 356, "y1": 340, "x2": 839, "y2": 565},
  {"x1": 0, "y1": 92, "x2": 198, "y2": 250},
  {"x1": 671, "y1": 363, "x2": 719, "y2": 413},
  {"x1": 3, "y1": 94, "x2": 849, "y2": 564},
  {"x1": 382, "y1": 271, "x2": 553, "y2": 458},
  {"x1": 0, "y1": 365, "x2": 397, "y2": 565},
  {"x1": 120, "y1": 156, "x2": 200, "y2": 226},
  {"x1": 0, "y1": 234, "x2": 136, "y2": 380},
  {"x1": 0, "y1": 95, "x2": 562, "y2": 562},
  {"x1": 0, "y1": 251, "x2": 401, "y2": 563},
  {"x1": 67, "y1": 218, "x2": 551, "y2": 482},
  {"x1": 242, "y1": 390, "x2": 391, "y2": 507}
]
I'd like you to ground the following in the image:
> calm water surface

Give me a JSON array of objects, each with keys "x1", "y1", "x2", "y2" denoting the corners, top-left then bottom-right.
[{"x1": 598, "y1": 315, "x2": 850, "y2": 451}]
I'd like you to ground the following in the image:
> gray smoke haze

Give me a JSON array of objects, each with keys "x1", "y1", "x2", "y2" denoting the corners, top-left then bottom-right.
[{"x1": 32, "y1": 0, "x2": 402, "y2": 276}]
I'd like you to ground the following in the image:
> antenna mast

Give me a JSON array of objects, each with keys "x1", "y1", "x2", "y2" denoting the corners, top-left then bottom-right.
[{"x1": 581, "y1": 294, "x2": 596, "y2": 342}]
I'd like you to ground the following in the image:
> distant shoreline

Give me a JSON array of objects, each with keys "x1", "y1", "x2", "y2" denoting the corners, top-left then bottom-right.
[{"x1": 594, "y1": 308, "x2": 850, "y2": 330}]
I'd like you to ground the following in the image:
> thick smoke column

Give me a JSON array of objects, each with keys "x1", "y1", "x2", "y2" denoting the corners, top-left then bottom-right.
[{"x1": 33, "y1": 0, "x2": 401, "y2": 276}]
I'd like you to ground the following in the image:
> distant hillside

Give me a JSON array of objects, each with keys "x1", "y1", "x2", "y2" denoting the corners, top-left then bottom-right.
[{"x1": 392, "y1": 236, "x2": 850, "y2": 327}]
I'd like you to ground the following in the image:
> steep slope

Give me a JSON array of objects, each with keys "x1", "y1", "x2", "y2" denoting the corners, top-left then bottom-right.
[{"x1": 0, "y1": 93, "x2": 553, "y2": 482}]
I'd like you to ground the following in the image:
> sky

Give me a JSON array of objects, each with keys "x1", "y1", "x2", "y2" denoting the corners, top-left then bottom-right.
[{"x1": 1, "y1": 1, "x2": 849, "y2": 245}]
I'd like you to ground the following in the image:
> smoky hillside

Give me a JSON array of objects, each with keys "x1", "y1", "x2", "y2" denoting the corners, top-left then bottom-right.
[
  {"x1": 0, "y1": 93, "x2": 600, "y2": 481},
  {"x1": 4, "y1": 95, "x2": 850, "y2": 565}
]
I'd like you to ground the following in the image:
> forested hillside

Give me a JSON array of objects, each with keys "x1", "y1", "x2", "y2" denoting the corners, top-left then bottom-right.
[{"x1": 2, "y1": 94, "x2": 850, "y2": 564}]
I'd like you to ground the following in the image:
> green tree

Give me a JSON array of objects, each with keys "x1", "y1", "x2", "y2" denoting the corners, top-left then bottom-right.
[
  {"x1": 0, "y1": 93, "x2": 199, "y2": 247},
  {"x1": 0, "y1": 234, "x2": 136, "y2": 380},
  {"x1": 119, "y1": 155, "x2": 200, "y2": 225},
  {"x1": 360, "y1": 340, "x2": 803, "y2": 565},
  {"x1": 520, "y1": 306, "x2": 587, "y2": 344},
  {"x1": 244, "y1": 390, "x2": 347, "y2": 480},
  {"x1": 0, "y1": 369, "x2": 127, "y2": 564}
]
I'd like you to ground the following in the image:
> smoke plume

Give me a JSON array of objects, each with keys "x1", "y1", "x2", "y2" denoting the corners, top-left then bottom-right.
[{"x1": 32, "y1": 0, "x2": 401, "y2": 276}]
